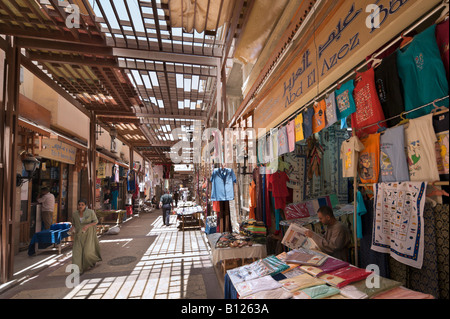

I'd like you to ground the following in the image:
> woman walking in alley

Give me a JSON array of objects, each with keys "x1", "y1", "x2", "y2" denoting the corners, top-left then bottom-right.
[{"x1": 69, "y1": 199, "x2": 102, "y2": 274}]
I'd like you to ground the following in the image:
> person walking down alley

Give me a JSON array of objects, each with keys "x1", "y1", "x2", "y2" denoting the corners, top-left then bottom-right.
[
  {"x1": 70, "y1": 199, "x2": 102, "y2": 275},
  {"x1": 159, "y1": 189, "x2": 173, "y2": 226},
  {"x1": 36, "y1": 187, "x2": 55, "y2": 230},
  {"x1": 173, "y1": 190, "x2": 179, "y2": 207}
]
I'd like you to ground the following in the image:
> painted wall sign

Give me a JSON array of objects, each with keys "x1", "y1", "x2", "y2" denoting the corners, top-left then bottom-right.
[
  {"x1": 37, "y1": 138, "x2": 77, "y2": 165},
  {"x1": 253, "y1": 0, "x2": 441, "y2": 132}
]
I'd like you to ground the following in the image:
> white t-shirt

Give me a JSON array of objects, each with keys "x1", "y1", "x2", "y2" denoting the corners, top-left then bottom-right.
[
  {"x1": 340, "y1": 136, "x2": 365, "y2": 178},
  {"x1": 404, "y1": 114, "x2": 440, "y2": 182},
  {"x1": 37, "y1": 192, "x2": 55, "y2": 212}
]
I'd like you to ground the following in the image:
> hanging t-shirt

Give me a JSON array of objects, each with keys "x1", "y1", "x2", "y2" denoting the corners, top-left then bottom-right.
[
  {"x1": 278, "y1": 125, "x2": 289, "y2": 156},
  {"x1": 340, "y1": 135, "x2": 365, "y2": 178},
  {"x1": 303, "y1": 107, "x2": 314, "y2": 139},
  {"x1": 433, "y1": 111, "x2": 449, "y2": 178},
  {"x1": 210, "y1": 168, "x2": 237, "y2": 201},
  {"x1": 397, "y1": 24, "x2": 449, "y2": 119},
  {"x1": 295, "y1": 113, "x2": 305, "y2": 142},
  {"x1": 312, "y1": 100, "x2": 326, "y2": 134},
  {"x1": 286, "y1": 120, "x2": 296, "y2": 153},
  {"x1": 335, "y1": 80, "x2": 357, "y2": 120},
  {"x1": 325, "y1": 92, "x2": 338, "y2": 128},
  {"x1": 379, "y1": 126, "x2": 410, "y2": 182},
  {"x1": 404, "y1": 114, "x2": 440, "y2": 182},
  {"x1": 268, "y1": 171, "x2": 290, "y2": 198},
  {"x1": 351, "y1": 68, "x2": 386, "y2": 137},
  {"x1": 435, "y1": 19, "x2": 449, "y2": 81},
  {"x1": 358, "y1": 133, "x2": 381, "y2": 184},
  {"x1": 374, "y1": 52, "x2": 405, "y2": 127},
  {"x1": 257, "y1": 136, "x2": 266, "y2": 164}
]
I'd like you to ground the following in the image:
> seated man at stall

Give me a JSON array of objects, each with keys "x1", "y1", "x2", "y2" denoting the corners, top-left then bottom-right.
[{"x1": 304, "y1": 205, "x2": 351, "y2": 261}]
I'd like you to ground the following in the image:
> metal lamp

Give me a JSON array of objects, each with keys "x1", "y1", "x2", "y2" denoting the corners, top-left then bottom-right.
[{"x1": 16, "y1": 153, "x2": 40, "y2": 187}]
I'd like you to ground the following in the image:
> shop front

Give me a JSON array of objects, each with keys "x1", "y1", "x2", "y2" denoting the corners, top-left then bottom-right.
[{"x1": 221, "y1": 0, "x2": 449, "y2": 299}]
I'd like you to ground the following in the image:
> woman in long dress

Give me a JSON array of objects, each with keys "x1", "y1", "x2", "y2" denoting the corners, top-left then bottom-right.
[{"x1": 70, "y1": 199, "x2": 102, "y2": 274}]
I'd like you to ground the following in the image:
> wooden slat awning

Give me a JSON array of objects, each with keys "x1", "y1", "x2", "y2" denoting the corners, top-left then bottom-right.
[{"x1": 0, "y1": 0, "x2": 250, "y2": 164}]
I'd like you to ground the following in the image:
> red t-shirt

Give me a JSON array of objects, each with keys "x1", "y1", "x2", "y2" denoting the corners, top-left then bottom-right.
[
  {"x1": 351, "y1": 68, "x2": 386, "y2": 137},
  {"x1": 268, "y1": 171, "x2": 290, "y2": 198}
]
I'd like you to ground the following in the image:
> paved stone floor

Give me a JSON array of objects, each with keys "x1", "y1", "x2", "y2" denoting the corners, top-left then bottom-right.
[{"x1": 0, "y1": 209, "x2": 224, "y2": 299}]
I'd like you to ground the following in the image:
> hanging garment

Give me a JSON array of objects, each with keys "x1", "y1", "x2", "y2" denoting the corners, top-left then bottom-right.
[
  {"x1": 312, "y1": 100, "x2": 327, "y2": 134},
  {"x1": 340, "y1": 135, "x2": 365, "y2": 178},
  {"x1": 302, "y1": 107, "x2": 314, "y2": 139},
  {"x1": 277, "y1": 125, "x2": 289, "y2": 156},
  {"x1": 127, "y1": 170, "x2": 136, "y2": 193},
  {"x1": 435, "y1": 19, "x2": 449, "y2": 81},
  {"x1": 335, "y1": 80, "x2": 357, "y2": 120},
  {"x1": 404, "y1": 114, "x2": 440, "y2": 182},
  {"x1": 433, "y1": 111, "x2": 449, "y2": 178},
  {"x1": 374, "y1": 52, "x2": 405, "y2": 127},
  {"x1": 371, "y1": 182, "x2": 427, "y2": 269},
  {"x1": 351, "y1": 68, "x2": 386, "y2": 137},
  {"x1": 210, "y1": 168, "x2": 237, "y2": 201},
  {"x1": 358, "y1": 133, "x2": 381, "y2": 185},
  {"x1": 397, "y1": 24, "x2": 449, "y2": 119},
  {"x1": 249, "y1": 180, "x2": 256, "y2": 220},
  {"x1": 325, "y1": 92, "x2": 338, "y2": 128},
  {"x1": 380, "y1": 126, "x2": 410, "y2": 182},
  {"x1": 286, "y1": 120, "x2": 296, "y2": 153},
  {"x1": 356, "y1": 190, "x2": 367, "y2": 239},
  {"x1": 294, "y1": 113, "x2": 305, "y2": 142}
]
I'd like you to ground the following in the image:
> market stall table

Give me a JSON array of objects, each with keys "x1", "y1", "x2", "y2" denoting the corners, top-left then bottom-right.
[
  {"x1": 176, "y1": 205, "x2": 204, "y2": 231},
  {"x1": 207, "y1": 233, "x2": 267, "y2": 274},
  {"x1": 27, "y1": 223, "x2": 72, "y2": 256},
  {"x1": 95, "y1": 210, "x2": 126, "y2": 225}
]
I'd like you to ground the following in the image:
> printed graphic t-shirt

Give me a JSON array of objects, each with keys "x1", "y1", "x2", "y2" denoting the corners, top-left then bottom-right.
[
  {"x1": 404, "y1": 114, "x2": 440, "y2": 182},
  {"x1": 397, "y1": 24, "x2": 449, "y2": 119},
  {"x1": 340, "y1": 135, "x2": 365, "y2": 178},
  {"x1": 325, "y1": 92, "x2": 338, "y2": 128},
  {"x1": 380, "y1": 125, "x2": 410, "y2": 182},
  {"x1": 295, "y1": 113, "x2": 305, "y2": 142},
  {"x1": 335, "y1": 80, "x2": 357, "y2": 120},
  {"x1": 351, "y1": 68, "x2": 386, "y2": 137},
  {"x1": 278, "y1": 125, "x2": 289, "y2": 156},
  {"x1": 312, "y1": 100, "x2": 327, "y2": 134},
  {"x1": 358, "y1": 133, "x2": 381, "y2": 184},
  {"x1": 433, "y1": 111, "x2": 449, "y2": 178},
  {"x1": 303, "y1": 107, "x2": 314, "y2": 139}
]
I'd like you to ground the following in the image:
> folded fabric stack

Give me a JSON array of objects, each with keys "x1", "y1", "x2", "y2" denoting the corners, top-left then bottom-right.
[
  {"x1": 279, "y1": 273, "x2": 326, "y2": 293},
  {"x1": 240, "y1": 219, "x2": 267, "y2": 245},
  {"x1": 341, "y1": 276, "x2": 402, "y2": 299},
  {"x1": 292, "y1": 284, "x2": 340, "y2": 299},
  {"x1": 299, "y1": 256, "x2": 350, "y2": 277},
  {"x1": 319, "y1": 265, "x2": 372, "y2": 288},
  {"x1": 252, "y1": 255, "x2": 291, "y2": 277},
  {"x1": 284, "y1": 248, "x2": 328, "y2": 266},
  {"x1": 234, "y1": 275, "x2": 282, "y2": 298}
]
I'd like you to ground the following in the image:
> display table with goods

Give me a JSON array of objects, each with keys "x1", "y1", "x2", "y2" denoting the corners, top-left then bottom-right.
[
  {"x1": 28, "y1": 222, "x2": 72, "y2": 256},
  {"x1": 224, "y1": 247, "x2": 434, "y2": 299},
  {"x1": 175, "y1": 205, "x2": 204, "y2": 231},
  {"x1": 95, "y1": 209, "x2": 127, "y2": 226},
  {"x1": 207, "y1": 231, "x2": 268, "y2": 274}
]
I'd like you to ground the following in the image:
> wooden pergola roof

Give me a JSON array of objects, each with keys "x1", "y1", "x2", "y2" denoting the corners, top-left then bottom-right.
[{"x1": 0, "y1": 0, "x2": 249, "y2": 164}]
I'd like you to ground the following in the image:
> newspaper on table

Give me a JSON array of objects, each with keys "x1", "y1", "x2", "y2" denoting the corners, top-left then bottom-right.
[{"x1": 281, "y1": 223, "x2": 320, "y2": 251}]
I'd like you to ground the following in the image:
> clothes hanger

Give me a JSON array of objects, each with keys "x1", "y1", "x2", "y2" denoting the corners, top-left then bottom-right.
[
  {"x1": 431, "y1": 99, "x2": 449, "y2": 115},
  {"x1": 436, "y1": 2, "x2": 449, "y2": 24},
  {"x1": 399, "y1": 32, "x2": 414, "y2": 49},
  {"x1": 396, "y1": 112, "x2": 409, "y2": 126}
]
